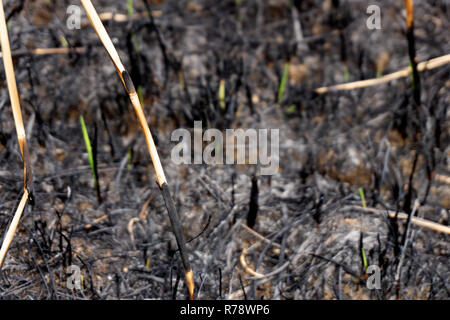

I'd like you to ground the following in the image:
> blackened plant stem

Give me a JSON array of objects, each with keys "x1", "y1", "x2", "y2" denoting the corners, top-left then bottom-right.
[
  {"x1": 247, "y1": 175, "x2": 259, "y2": 229},
  {"x1": 405, "y1": 0, "x2": 421, "y2": 106}
]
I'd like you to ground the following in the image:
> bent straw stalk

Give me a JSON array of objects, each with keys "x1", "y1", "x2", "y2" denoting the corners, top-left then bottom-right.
[
  {"x1": 80, "y1": 0, "x2": 194, "y2": 299},
  {"x1": 0, "y1": 0, "x2": 32, "y2": 268},
  {"x1": 0, "y1": 191, "x2": 28, "y2": 267}
]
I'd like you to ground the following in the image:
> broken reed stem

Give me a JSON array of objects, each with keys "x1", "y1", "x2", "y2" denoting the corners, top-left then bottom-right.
[
  {"x1": 315, "y1": 53, "x2": 450, "y2": 94},
  {"x1": 0, "y1": 0, "x2": 32, "y2": 269},
  {"x1": 0, "y1": 47, "x2": 86, "y2": 59},
  {"x1": 240, "y1": 247, "x2": 290, "y2": 280},
  {"x1": 0, "y1": 190, "x2": 29, "y2": 267},
  {"x1": 350, "y1": 205, "x2": 450, "y2": 235},
  {"x1": 80, "y1": 0, "x2": 194, "y2": 299},
  {"x1": 240, "y1": 248, "x2": 265, "y2": 278},
  {"x1": 81, "y1": 11, "x2": 163, "y2": 28},
  {"x1": 240, "y1": 222, "x2": 281, "y2": 249},
  {"x1": 435, "y1": 173, "x2": 450, "y2": 185}
]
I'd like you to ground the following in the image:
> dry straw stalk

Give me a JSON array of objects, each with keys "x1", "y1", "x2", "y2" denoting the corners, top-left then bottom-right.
[
  {"x1": 80, "y1": 0, "x2": 194, "y2": 299},
  {"x1": 0, "y1": 0, "x2": 32, "y2": 268}
]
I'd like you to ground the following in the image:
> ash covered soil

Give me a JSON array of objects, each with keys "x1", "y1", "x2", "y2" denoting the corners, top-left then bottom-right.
[{"x1": 0, "y1": 0, "x2": 449, "y2": 299}]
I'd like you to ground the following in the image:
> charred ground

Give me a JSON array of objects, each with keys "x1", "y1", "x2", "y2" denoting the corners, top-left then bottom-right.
[{"x1": 0, "y1": 0, "x2": 449, "y2": 299}]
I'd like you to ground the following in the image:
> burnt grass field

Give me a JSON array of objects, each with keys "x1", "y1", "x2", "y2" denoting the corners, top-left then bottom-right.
[{"x1": 0, "y1": 0, "x2": 449, "y2": 300}]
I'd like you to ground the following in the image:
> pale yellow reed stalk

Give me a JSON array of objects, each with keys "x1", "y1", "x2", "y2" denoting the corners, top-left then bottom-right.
[
  {"x1": 315, "y1": 53, "x2": 450, "y2": 94},
  {"x1": 80, "y1": 0, "x2": 194, "y2": 299},
  {"x1": 0, "y1": 0, "x2": 32, "y2": 269}
]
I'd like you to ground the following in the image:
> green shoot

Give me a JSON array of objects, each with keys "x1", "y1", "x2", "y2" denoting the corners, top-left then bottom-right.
[
  {"x1": 127, "y1": 0, "x2": 139, "y2": 51},
  {"x1": 59, "y1": 36, "x2": 69, "y2": 48},
  {"x1": 360, "y1": 232, "x2": 368, "y2": 273},
  {"x1": 278, "y1": 63, "x2": 289, "y2": 103},
  {"x1": 343, "y1": 65, "x2": 349, "y2": 82},
  {"x1": 137, "y1": 85, "x2": 144, "y2": 106},
  {"x1": 127, "y1": 0, "x2": 134, "y2": 16},
  {"x1": 219, "y1": 79, "x2": 226, "y2": 109},
  {"x1": 235, "y1": 0, "x2": 243, "y2": 21},
  {"x1": 80, "y1": 116, "x2": 96, "y2": 183},
  {"x1": 286, "y1": 104, "x2": 296, "y2": 114},
  {"x1": 80, "y1": 116, "x2": 101, "y2": 203},
  {"x1": 361, "y1": 247, "x2": 368, "y2": 272},
  {"x1": 127, "y1": 146, "x2": 133, "y2": 169},
  {"x1": 358, "y1": 187, "x2": 367, "y2": 208},
  {"x1": 178, "y1": 70, "x2": 185, "y2": 90}
]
